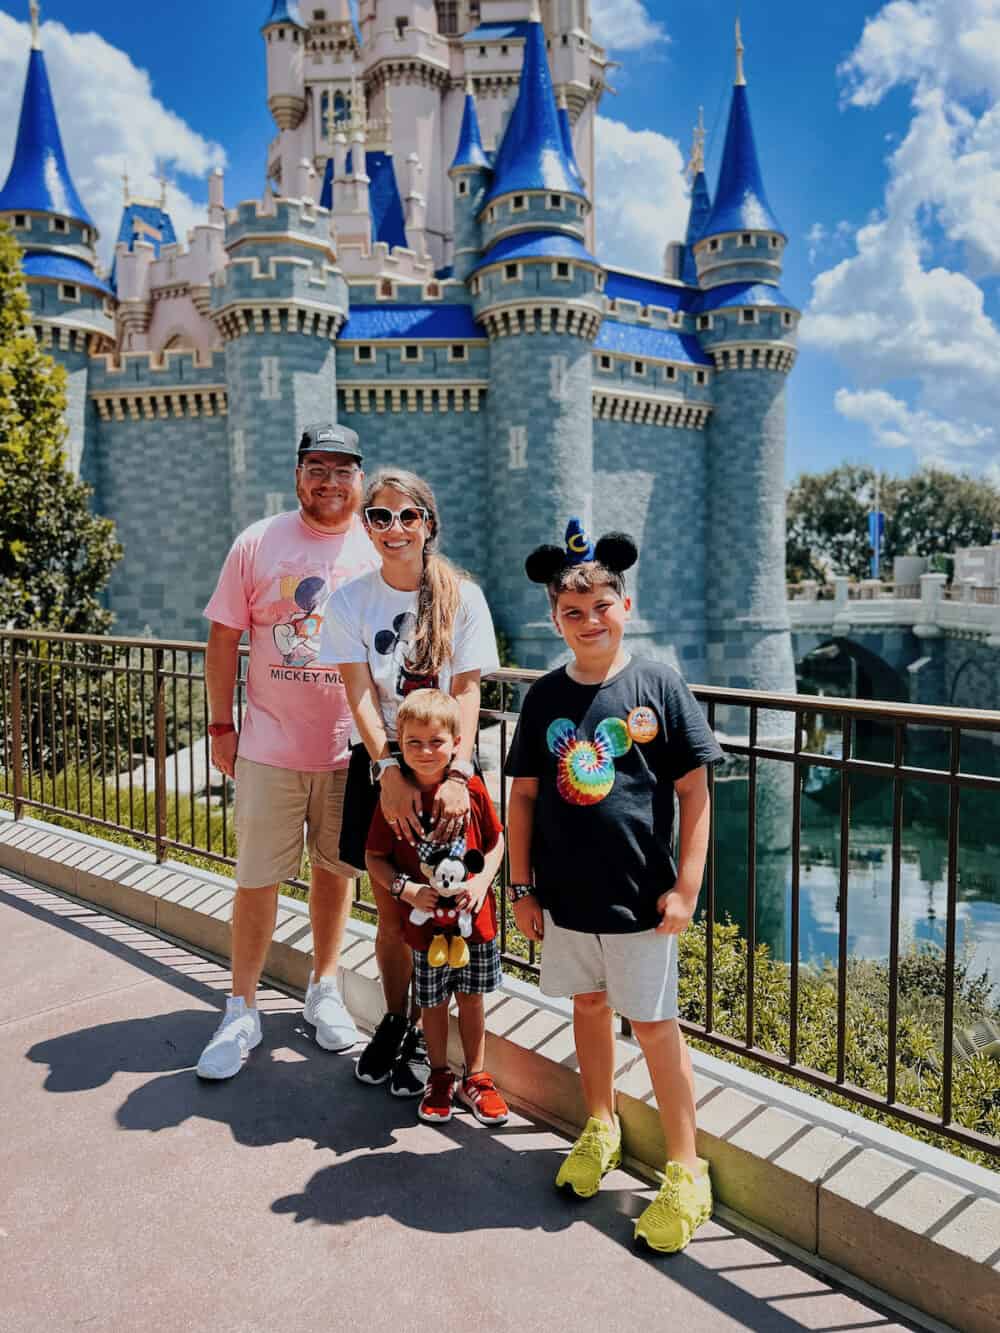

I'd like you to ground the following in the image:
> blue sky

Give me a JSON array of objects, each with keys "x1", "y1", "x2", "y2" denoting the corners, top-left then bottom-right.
[{"x1": 2, "y1": 0, "x2": 998, "y2": 484}]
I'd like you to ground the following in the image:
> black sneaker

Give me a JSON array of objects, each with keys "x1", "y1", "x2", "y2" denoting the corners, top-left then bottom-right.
[
  {"x1": 389, "y1": 1024, "x2": 431, "y2": 1098},
  {"x1": 355, "y1": 1012, "x2": 408, "y2": 1085}
]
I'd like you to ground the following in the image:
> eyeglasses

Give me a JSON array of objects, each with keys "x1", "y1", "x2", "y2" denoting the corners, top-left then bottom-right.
[
  {"x1": 364, "y1": 505, "x2": 429, "y2": 532},
  {"x1": 298, "y1": 463, "x2": 360, "y2": 483}
]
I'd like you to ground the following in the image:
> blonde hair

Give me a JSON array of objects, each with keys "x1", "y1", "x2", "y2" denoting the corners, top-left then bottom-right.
[
  {"x1": 397, "y1": 688, "x2": 461, "y2": 739},
  {"x1": 364, "y1": 468, "x2": 471, "y2": 676},
  {"x1": 548, "y1": 562, "x2": 627, "y2": 612}
]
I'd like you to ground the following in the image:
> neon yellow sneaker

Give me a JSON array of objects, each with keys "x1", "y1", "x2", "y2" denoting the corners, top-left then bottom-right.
[
  {"x1": 555, "y1": 1115, "x2": 622, "y2": 1198},
  {"x1": 634, "y1": 1159, "x2": 712, "y2": 1253}
]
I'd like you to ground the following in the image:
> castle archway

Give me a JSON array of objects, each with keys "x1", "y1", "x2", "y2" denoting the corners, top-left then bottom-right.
[{"x1": 796, "y1": 636, "x2": 909, "y2": 703}]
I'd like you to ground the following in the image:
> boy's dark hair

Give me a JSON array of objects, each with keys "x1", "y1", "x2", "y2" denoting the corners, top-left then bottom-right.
[{"x1": 545, "y1": 561, "x2": 627, "y2": 612}]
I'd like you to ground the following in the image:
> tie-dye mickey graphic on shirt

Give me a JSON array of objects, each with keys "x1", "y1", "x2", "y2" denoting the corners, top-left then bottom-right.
[{"x1": 546, "y1": 706, "x2": 661, "y2": 805}]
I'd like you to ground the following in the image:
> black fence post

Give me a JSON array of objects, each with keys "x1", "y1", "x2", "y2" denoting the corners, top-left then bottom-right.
[
  {"x1": 10, "y1": 636, "x2": 24, "y2": 821},
  {"x1": 153, "y1": 647, "x2": 167, "y2": 862}
]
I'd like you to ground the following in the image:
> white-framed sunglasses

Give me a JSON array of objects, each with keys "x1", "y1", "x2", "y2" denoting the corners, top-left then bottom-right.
[{"x1": 364, "y1": 505, "x2": 429, "y2": 532}]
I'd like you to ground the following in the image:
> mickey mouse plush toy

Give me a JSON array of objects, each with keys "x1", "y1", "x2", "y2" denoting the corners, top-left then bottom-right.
[{"x1": 408, "y1": 843, "x2": 486, "y2": 969}]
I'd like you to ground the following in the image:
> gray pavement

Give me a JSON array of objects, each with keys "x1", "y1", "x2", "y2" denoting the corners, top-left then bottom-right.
[{"x1": 0, "y1": 874, "x2": 924, "y2": 1333}]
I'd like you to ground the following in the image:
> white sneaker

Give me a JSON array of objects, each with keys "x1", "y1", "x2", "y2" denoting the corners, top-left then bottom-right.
[
  {"x1": 195, "y1": 997, "x2": 262, "y2": 1080},
  {"x1": 304, "y1": 975, "x2": 359, "y2": 1052}
]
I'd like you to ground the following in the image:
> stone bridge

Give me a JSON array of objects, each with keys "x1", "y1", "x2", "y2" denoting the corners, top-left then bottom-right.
[{"x1": 788, "y1": 574, "x2": 1000, "y2": 709}]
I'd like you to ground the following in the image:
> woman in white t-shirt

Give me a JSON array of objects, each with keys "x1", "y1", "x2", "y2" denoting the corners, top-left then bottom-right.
[{"x1": 321, "y1": 467, "x2": 499, "y2": 1092}]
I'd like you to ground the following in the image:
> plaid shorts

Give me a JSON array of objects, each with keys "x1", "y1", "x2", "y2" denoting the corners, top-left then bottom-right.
[{"x1": 413, "y1": 938, "x2": 502, "y2": 1009}]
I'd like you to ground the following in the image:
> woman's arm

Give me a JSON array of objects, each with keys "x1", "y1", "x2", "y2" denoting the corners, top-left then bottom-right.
[
  {"x1": 508, "y1": 777, "x2": 543, "y2": 942},
  {"x1": 340, "y1": 661, "x2": 423, "y2": 842},
  {"x1": 456, "y1": 831, "x2": 505, "y2": 915},
  {"x1": 431, "y1": 668, "x2": 481, "y2": 839}
]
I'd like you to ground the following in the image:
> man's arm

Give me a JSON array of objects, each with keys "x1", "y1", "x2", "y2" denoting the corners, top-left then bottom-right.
[
  {"x1": 508, "y1": 777, "x2": 543, "y2": 942},
  {"x1": 656, "y1": 765, "x2": 711, "y2": 935},
  {"x1": 205, "y1": 621, "x2": 244, "y2": 779}
]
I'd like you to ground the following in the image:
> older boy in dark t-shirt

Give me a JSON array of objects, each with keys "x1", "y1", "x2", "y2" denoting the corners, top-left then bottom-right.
[{"x1": 505, "y1": 523, "x2": 723, "y2": 1254}]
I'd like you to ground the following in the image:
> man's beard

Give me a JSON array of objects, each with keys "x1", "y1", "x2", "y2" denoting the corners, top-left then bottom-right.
[{"x1": 297, "y1": 482, "x2": 356, "y2": 527}]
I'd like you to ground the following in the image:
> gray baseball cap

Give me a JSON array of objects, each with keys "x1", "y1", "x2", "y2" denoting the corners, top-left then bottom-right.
[{"x1": 298, "y1": 422, "x2": 362, "y2": 461}]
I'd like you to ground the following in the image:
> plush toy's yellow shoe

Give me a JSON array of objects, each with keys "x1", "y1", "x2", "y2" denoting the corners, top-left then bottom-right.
[
  {"x1": 427, "y1": 934, "x2": 449, "y2": 968},
  {"x1": 448, "y1": 935, "x2": 470, "y2": 969}
]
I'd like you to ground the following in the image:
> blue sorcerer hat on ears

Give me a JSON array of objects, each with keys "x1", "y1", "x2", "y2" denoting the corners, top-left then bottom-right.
[{"x1": 524, "y1": 517, "x2": 638, "y2": 584}]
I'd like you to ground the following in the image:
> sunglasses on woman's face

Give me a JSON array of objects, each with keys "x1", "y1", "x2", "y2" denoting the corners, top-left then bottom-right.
[{"x1": 364, "y1": 505, "x2": 429, "y2": 532}]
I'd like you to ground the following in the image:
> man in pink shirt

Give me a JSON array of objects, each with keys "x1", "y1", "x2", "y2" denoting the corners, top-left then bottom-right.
[{"x1": 196, "y1": 423, "x2": 379, "y2": 1080}]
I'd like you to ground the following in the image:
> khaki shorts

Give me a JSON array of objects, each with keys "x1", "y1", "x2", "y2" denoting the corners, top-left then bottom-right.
[{"x1": 234, "y1": 757, "x2": 357, "y2": 888}]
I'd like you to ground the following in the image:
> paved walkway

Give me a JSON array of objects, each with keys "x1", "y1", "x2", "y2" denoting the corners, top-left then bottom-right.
[{"x1": 0, "y1": 874, "x2": 923, "y2": 1333}]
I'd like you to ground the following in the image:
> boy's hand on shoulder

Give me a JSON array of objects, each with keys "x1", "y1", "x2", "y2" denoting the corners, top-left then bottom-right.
[
  {"x1": 655, "y1": 884, "x2": 698, "y2": 935},
  {"x1": 512, "y1": 893, "x2": 544, "y2": 942},
  {"x1": 402, "y1": 882, "x2": 439, "y2": 912}
]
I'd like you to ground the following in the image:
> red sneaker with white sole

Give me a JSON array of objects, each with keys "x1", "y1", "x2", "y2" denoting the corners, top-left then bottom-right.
[
  {"x1": 418, "y1": 1068, "x2": 456, "y2": 1123},
  {"x1": 456, "y1": 1070, "x2": 509, "y2": 1125}
]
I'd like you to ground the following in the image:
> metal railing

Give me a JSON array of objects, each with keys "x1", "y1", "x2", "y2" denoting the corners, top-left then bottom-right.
[{"x1": 2, "y1": 630, "x2": 999, "y2": 1160}]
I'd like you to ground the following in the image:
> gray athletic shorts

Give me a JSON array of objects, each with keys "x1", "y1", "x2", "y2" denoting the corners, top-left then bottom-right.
[{"x1": 539, "y1": 911, "x2": 679, "y2": 1022}]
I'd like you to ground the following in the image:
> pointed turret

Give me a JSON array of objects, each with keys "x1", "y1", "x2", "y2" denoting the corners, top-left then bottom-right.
[
  {"x1": 0, "y1": 3, "x2": 92, "y2": 226},
  {"x1": 450, "y1": 84, "x2": 490, "y2": 174},
  {"x1": 701, "y1": 21, "x2": 783, "y2": 239},
  {"x1": 261, "y1": 0, "x2": 303, "y2": 29},
  {"x1": 682, "y1": 110, "x2": 712, "y2": 284},
  {"x1": 483, "y1": 20, "x2": 585, "y2": 208}
]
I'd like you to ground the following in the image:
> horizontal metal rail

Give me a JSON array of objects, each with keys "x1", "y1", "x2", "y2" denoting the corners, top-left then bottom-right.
[{"x1": 2, "y1": 630, "x2": 998, "y2": 1159}]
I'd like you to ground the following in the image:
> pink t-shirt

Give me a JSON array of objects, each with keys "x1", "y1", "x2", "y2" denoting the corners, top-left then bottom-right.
[{"x1": 203, "y1": 510, "x2": 378, "y2": 772}]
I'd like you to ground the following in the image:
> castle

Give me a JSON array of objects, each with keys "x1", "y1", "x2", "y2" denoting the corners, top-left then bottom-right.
[{"x1": 1, "y1": 0, "x2": 798, "y2": 694}]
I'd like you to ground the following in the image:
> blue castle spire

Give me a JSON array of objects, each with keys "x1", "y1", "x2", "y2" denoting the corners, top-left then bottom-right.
[
  {"x1": 702, "y1": 23, "x2": 783, "y2": 238},
  {"x1": 682, "y1": 109, "x2": 712, "y2": 284},
  {"x1": 556, "y1": 90, "x2": 585, "y2": 193},
  {"x1": 483, "y1": 20, "x2": 584, "y2": 205},
  {"x1": 451, "y1": 84, "x2": 491, "y2": 172},
  {"x1": 262, "y1": 0, "x2": 303, "y2": 29},
  {"x1": 0, "y1": 23, "x2": 93, "y2": 226}
]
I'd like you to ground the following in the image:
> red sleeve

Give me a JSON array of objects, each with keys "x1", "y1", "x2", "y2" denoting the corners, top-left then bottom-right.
[
  {"x1": 469, "y1": 778, "x2": 502, "y2": 853},
  {"x1": 366, "y1": 800, "x2": 396, "y2": 855}
]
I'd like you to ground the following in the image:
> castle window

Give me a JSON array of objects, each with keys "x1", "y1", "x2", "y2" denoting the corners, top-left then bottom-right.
[
  {"x1": 633, "y1": 360, "x2": 646, "y2": 377},
  {"x1": 512, "y1": 195, "x2": 526, "y2": 212},
  {"x1": 576, "y1": 201, "x2": 585, "y2": 217},
  {"x1": 314, "y1": 8, "x2": 327, "y2": 18},
  {"x1": 60, "y1": 283, "x2": 79, "y2": 302},
  {"x1": 402, "y1": 344, "x2": 422, "y2": 362},
  {"x1": 278, "y1": 26, "x2": 285, "y2": 38},
  {"x1": 51, "y1": 217, "x2": 69, "y2": 233},
  {"x1": 708, "y1": 238, "x2": 719, "y2": 252},
  {"x1": 435, "y1": 1, "x2": 459, "y2": 34},
  {"x1": 448, "y1": 344, "x2": 468, "y2": 362},
  {"x1": 782, "y1": 311, "x2": 794, "y2": 327},
  {"x1": 549, "y1": 193, "x2": 563, "y2": 209},
  {"x1": 426, "y1": 282, "x2": 441, "y2": 298},
  {"x1": 501, "y1": 44, "x2": 508, "y2": 55},
  {"x1": 695, "y1": 370, "x2": 707, "y2": 385},
  {"x1": 607, "y1": 298, "x2": 617, "y2": 312},
  {"x1": 355, "y1": 345, "x2": 375, "y2": 362},
  {"x1": 595, "y1": 272, "x2": 605, "y2": 291},
  {"x1": 552, "y1": 261, "x2": 571, "y2": 280},
  {"x1": 664, "y1": 365, "x2": 676, "y2": 381},
  {"x1": 503, "y1": 263, "x2": 520, "y2": 282},
  {"x1": 471, "y1": 276, "x2": 481, "y2": 295},
  {"x1": 457, "y1": 179, "x2": 469, "y2": 196},
  {"x1": 598, "y1": 354, "x2": 612, "y2": 371},
  {"x1": 395, "y1": 16, "x2": 408, "y2": 37},
  {"x1": 769, "y1": 235, "x2": 780, "y2": 249},
  {"x1": 479, "y1": 45, "x2": 486, "y2": 56},
  {"x1": 740, "y1": 233, "x2": 752, "y2": 246},
  {"x1": 697, "y1": 314, "x2": 713, "y2": 331},
  {"x1": 740, "y1": 308, "x2": 759, "y2": 324},
  {"x1": 13, "y1": 214, "x2": 26, "y2": 229},
  {"x1": 379, "y1": 278, "x2": 394, "y2": 298}
]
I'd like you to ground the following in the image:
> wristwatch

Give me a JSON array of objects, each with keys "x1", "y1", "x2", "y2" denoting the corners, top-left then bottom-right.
[
  {"x1": 390, "y1": 873, "x2": 408, "y2": 900},
  {"x1": 370, "y1": 756, "x2": 401, "y2": 784},
  {"x1": 448, "y1": 758, "x2": 475, "y2": 782},
  {"x1": 508, "y1": 883, "x2": 535, "y2": 902}
]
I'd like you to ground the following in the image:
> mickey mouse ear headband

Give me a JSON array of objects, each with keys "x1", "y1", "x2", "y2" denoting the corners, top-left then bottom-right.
[{"x1": 525, "y1": 517, "x2": 638, "y2": 584}]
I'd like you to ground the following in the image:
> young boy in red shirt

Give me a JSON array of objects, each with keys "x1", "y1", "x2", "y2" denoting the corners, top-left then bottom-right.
[{"x1": 366, "y1": 689, "x2": 509, "y2": 1126}]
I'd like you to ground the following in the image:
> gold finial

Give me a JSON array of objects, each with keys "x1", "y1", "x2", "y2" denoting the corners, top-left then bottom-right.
[
  {"x1": 159, "y1": 174, "x2": 168, "y2": 210},
  {"x1": 29, "y1": 0, "x2": 41, "y2": 49},
  {"x1": 688, "y1": 105, "x2": 705, "y2": 178},
  {"x1": 122, "y1": 165, "x2": 131, "y2": 204},
  {"x1": 465, "y1": 74, "x2": 474, "y2": 96},
  {"x1": 735, "y1": 16, "x2": 746, "y2": 85}
]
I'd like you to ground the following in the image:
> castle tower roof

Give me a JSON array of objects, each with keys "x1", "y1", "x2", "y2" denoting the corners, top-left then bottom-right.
[
  {"x1": 556, "y1": 90, "x2": 585, "y2": 193},
  {"x1": 483, "y1": 20, "x2": 585, "y2": 206},
  {"x1": 262, "y1": 0, "x2": 304, "y2": 29},
  {"x1": 450, "y1": 84, "x2": 490, "y2": 173},
  {"x1": 702, "y1": 22, "x2": 783, "y2": 239},
  {"x1": 682, "y1": 111, "x2": 712, "y2": 284},
  {"x1": 0, "y1": 12, "x2": 93, "y2": 226}
]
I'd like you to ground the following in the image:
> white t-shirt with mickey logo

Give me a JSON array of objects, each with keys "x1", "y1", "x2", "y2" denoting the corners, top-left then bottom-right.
[{"x1": 320, "y1": 569, "x2": 500, "y2": 741}]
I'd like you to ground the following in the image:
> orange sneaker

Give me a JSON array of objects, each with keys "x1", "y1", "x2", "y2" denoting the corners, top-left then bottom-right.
[
  {"x1": 418, "y1": 1067, "x2": 456, "y2": 1123},
  {"x1": 456, "y1": 1070, "x2": 509, "y2": 1125}
]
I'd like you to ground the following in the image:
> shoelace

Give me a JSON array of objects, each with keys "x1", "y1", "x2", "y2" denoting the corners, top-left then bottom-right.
[
  {"x1": 212, "y1": 1011, "x2": 251, "y2": 1042},
  {"x1": 645, "y1": 1167, "x2": 687, "y2": 1222},
  {"x1": 570, "y1": 1127, "x2": 612, "y2": 1164}
]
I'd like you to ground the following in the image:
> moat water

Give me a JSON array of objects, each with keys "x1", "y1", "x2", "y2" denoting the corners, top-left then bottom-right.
[{"x1": 711, "y1": 720, "x2": 1000, "y2": 996}]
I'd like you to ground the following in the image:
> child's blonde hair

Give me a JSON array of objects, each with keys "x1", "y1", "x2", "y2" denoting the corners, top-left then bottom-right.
[{"x1": 396, "y1": 688, "x2": 461, "y2": 739}]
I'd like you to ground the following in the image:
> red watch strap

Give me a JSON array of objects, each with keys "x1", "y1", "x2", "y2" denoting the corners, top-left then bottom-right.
[{"x1": 207, "y1": 722, "x2": 236, "y2": 737}]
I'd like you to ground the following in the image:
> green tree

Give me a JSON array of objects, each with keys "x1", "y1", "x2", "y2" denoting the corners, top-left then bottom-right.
[
  {"x1": 787, "y1": 463, "x2": 1000, "y2": 583},
  {"x1": 0, "y1": 221, "x2": 122, "y2": 631}
]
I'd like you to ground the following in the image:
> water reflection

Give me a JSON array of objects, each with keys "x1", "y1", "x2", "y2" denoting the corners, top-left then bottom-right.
[{"x1": 711, "y1": 730, "x2": 1000, "y2": 993}]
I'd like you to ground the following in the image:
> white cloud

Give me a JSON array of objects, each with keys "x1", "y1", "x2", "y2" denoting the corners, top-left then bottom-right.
[
  {"x1": 0, "y1": 12, "x2": 226, "y2": 266},
  {"x1": 805, "y1": 0, "x2": 1000, "y2": 476},
  {"x1": 590, "y1": 0, "x2": 668, "y2": 53},
  {"x1": 594, "y1": 116, "x2": 687, "y2": 274}
]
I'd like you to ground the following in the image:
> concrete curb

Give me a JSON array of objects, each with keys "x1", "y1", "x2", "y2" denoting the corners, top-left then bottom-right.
[{"x1": 1, "y1": 811, "x2": 997, "y2": 1331}]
